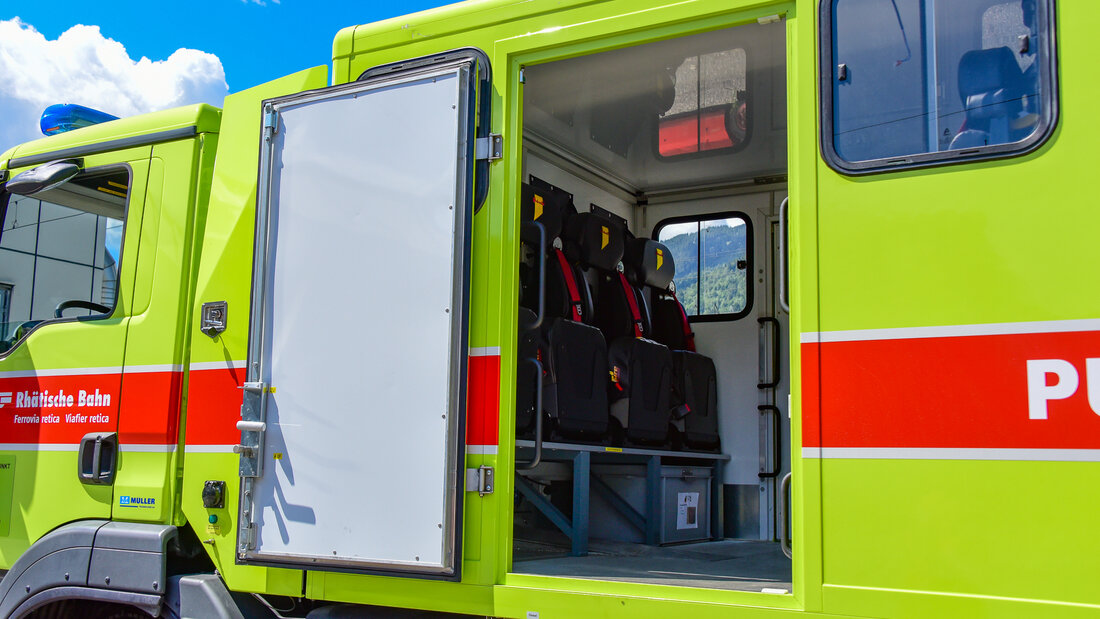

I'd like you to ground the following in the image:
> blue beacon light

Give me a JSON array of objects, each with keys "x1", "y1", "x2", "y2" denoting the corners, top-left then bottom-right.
[{"x1": 40, "y1": 103, "x2": 119, "y2": 136}]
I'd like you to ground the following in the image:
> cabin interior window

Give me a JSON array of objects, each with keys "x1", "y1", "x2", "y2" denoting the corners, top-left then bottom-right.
[
  {"x1": 825, "y1": 0, "x2": 1055, "y2": 171},
  {"x1": 0, "y1": 168, "x2": 128, "y2": 352}
]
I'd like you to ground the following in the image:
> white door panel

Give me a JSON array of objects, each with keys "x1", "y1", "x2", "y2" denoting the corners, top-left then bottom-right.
[{"x1": 237, "y1": 60, "x2": 478, "y2": 576}]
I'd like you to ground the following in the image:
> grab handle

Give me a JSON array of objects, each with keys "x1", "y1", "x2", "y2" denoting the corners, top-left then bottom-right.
[
  {"x1": 780, "y1": 472, "x2": 793, "y2": 558},
  {"x1": 516, "y1": 357, "x2": 544, "y2": 471},
  {"x1": 778, "y1": 197, "x2": 790, "y2": 315},
  {"x1": 757, "y1": 405, "x2": 781, "y2": 479},
  {"x1": 757, "y1": 317, "x2": 781, "y2": 389},
  {"x1": 519, "y1": 221, "x2": 546, "y2": 332}
]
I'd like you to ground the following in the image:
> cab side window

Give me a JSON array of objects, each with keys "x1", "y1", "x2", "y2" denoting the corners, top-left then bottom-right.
[
  {"x1": 0, "y1": 168, "x2": 128, "y2": 352},
  {"x1": 822, "y1": 0, "x2": 1056, "y2": 173}
]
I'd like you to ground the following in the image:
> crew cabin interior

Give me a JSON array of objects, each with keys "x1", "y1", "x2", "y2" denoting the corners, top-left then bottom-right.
[{"x1": 513, "y1": 18, "x2": 792, "y2": 592}]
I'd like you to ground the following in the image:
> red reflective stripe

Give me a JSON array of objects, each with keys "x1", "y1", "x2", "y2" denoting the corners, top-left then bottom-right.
[
  {"x1": 185, "y1": 366, "x2": 246, "y2": 446},
  {"x1": 554, "y1": 248, "x2": 583, "y2": 322},
  {"x1": 0, "y1": 371, "x2": 120, "y2": 444},
  {"x1": 669, "y1": 289, "x2": 695, "y2": 352},
  {"x1": 467, "y1": 354, "x2": 501, "y2": 447},
  {"x1": 801, "y1": 328, "x2": 1100, "y2": 450},
  {"x1": 618, "y1": 272, "x2": 644, "y2": 338}
]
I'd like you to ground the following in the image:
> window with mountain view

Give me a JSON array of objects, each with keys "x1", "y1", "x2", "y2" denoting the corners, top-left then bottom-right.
[{"x1": 656, "y1": 214, "x2": 750, "y2": 319}]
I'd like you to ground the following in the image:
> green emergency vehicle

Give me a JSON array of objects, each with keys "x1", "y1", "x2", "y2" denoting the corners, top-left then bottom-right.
[{"x1": 1, "y1": 0, "x2": 1096, "y2": 617}]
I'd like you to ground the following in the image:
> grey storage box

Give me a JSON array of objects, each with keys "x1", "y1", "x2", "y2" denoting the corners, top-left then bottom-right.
[
  {"x1": 660, "y1": 466, "x2": 712, "y2": 543},
  {"x1": 589, "y1": 464, "x2": 712, "y2": 545}
]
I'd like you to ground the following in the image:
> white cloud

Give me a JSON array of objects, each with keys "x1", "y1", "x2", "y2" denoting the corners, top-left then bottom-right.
[{"x1": 0, "y1": 18, "x2": 229, "y2": 154}]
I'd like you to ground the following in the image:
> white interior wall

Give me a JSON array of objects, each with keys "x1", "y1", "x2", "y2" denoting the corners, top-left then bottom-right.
[
  {"x1": 524, "y1": 154, "x2": 636, "y2": 291},
  {"x1": 643, "y1": 190, "x2": 786, "y2": 487},
  {"x1": 524, "y1": 154, "x2": 635, "y2": 224}
]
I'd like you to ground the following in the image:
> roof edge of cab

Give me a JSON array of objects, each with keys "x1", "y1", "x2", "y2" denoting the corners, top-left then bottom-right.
[{"x1": 7, "y1": 103, "x2": 222, "y2": 170}]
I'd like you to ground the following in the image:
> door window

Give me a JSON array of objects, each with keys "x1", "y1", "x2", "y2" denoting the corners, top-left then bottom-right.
[
  {"x1": 822, "y1": 0, "x2": 1057, "y2": 173},
  {"x1": 0, "y1": 167, "x2": 128, "y2": 352}
]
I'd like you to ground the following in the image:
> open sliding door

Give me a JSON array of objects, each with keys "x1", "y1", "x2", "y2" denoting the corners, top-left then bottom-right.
[{"x1": 235, "y1": 51, "x2": 488, "y2": 578}]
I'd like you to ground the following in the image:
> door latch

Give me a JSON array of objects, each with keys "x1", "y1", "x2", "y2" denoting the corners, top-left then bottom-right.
[
  {"x1": 466, "y1": 466, "x2": 494, "y2": 496},
  {"x1": 200, "y1": 301, "x2": 227, "y2": 338},
  {"x1": 237, "y1": 381, "x2": 268, "y2": 478}
]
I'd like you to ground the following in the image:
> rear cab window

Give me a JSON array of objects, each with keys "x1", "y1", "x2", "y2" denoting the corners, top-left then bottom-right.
[
  {"x1": 0, "y1": 167, "x2": 128, "y2": 353},
  {"x1": 658, "y1": 48, "x2": 750, "y2": 158},
  {"x1": 655, "y1": 213, "x2": 752, "y2": 321},
  {"x1": 822, "y1": 0, "x2": 1057, "y2": 173}
]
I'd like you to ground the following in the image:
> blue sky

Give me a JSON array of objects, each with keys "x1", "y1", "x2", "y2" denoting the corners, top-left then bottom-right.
[{"x1": 0, "y1": 0, "x2": 451, "y2": 152}]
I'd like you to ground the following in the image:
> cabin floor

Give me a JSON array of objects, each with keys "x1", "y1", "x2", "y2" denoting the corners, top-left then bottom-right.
[{"x1": 513, "y1": 536, "x2": 792, "y2": 592}]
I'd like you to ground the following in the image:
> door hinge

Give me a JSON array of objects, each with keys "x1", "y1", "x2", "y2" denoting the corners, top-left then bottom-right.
[
  {"x1": 466, "y1": 466, "x2": 494, "y2": 496},
  {"x1": 238, "y1": 520, "x2": 256, "y2": 554},
  {"x1": 263, "y1": 110, "x2": 278, "y2": 141},
  {"x1": 475, "y1": 134, "x2": 503, "y2": 162}
]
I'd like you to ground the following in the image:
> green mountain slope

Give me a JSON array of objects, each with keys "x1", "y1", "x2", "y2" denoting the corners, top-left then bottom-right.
[{"x1": 661, "y1": 223, "x2": 748, "y2": 315}]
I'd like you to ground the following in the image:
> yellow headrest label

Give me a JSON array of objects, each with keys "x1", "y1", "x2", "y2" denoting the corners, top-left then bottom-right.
[
  {"x1": 533, "y1": 194, "x2": 544, "y2": 220},
  {"x1": 656, "y1": 248, "x2": 664, "y2": 270},
  {"x1": 601, "y1": 226, "x2": 609, "y2": 250}
]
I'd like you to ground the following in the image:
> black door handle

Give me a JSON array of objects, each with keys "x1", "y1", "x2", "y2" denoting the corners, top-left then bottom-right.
[
  {"x1": 520, "y1": 221, "x2": 547, "y2": 332},
  {"x1": 78, "y1": 432, "x2": 118, "y2": 485}
]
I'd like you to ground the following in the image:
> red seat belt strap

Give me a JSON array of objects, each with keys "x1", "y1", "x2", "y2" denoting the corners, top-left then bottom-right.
[
  {"x1": 669, "y1": 289, "x2": 696, "y2": 351},
  {"x1": 554, "y1": 248, "x2": 584, "y2": 322},
  {"x1": 618, "y1": 272, "x2": 645, "y2": 338}
]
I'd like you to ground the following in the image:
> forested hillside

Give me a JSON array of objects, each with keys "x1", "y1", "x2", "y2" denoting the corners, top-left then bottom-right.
[{"x1": 661, "y1": 223, "x2": 748, "y2": 315}]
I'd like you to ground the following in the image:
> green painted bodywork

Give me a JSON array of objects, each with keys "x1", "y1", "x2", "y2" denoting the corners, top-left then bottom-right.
[
  {"x1": 0, "y1": 105, "x2": 220, "y2": 564},
  {"x1": 180, "y1": 66, "x2": 329, "y2": 597},
  {"x1": 1, "y1": 0, "x2": 1095, "y2": 617}
]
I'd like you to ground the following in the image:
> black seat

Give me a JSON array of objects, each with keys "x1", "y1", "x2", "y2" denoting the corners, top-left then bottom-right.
[
  {"x1": 626, "y1": 238, "x2": 720, "y2": 452},
  {"x1": 950, "y1": 46, "x2": 1029, "y2": 149},
  {"x1": 579, "y1": 214, "x2": 674, "y2": 447},
  {"x1": 517, "y1": 181, "x2": 609, "y2": 441}
]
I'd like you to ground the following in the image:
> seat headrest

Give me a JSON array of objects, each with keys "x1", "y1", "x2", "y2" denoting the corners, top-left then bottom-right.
[
  {"x1": 625, "y1": 238, "x2": 675, "y2": 290},
  {"x1": 563, "y1": 212, "x2": 625, "y2": 272},
  {"x1": 958, "y1": 47, "x2": 1023, "y2": 99},
  {"x1": 521, "y1": 182, "x2": 574, "y2": 242}
]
